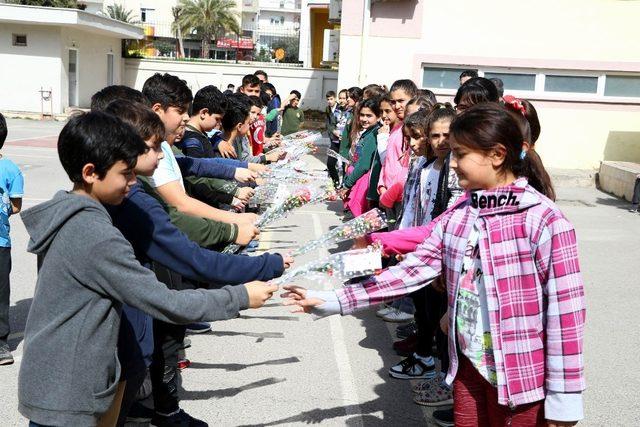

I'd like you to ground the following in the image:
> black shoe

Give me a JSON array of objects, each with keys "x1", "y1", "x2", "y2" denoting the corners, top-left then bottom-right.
[
  {"x1": 126, "y1": 402, "x2": 155, "y2": 422},
  {"x1": 432, "y1": 408, "x2": 454, "y2": 427},
  {"x1": 396, "y1": 321, "x2": 418, "y2": 339},
  {"x1": 0, "y1": 342, "x2": 14, "y2": 366},
  {"x1": 388, "y1": 354, "x2": 436, "y2": 380},
  {"x1": 151, "y1": 409, "x2": 208, "y2": 427}
]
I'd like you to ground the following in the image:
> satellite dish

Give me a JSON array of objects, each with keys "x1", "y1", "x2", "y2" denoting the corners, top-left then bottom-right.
[{"x1": 275, "y1": 48, "x2": 285, "y2": 61}]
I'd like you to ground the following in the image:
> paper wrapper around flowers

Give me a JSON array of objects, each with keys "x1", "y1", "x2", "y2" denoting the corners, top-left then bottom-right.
[
  {"x1": 290, "y1": 208, "x2": 388, "y2": 257},
  {"x1": 271, "y1": 243, "x2": 383, "y2": 286}
]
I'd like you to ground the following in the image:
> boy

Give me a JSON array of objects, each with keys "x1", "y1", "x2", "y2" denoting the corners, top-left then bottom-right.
[
  {"x1": 324, "y1": 90, "x2": 342, "y2": 187},
  {"x1": 179, "y1": 85, "x2": 227, "y2": 158},
  {"x1": 18, "y1": 111, "x2": 277, "y2": 425},
  {"x1": 280, "y1": 90, "x2": 304, "y2": 136},
  {"x1": 238, "y1": 73, "x2": 261, "y2": 97},
  {"x1": 0, "y1": 113, "x2": 24, "y2": 366},
  {"x1": 141, "y1": 74, "x2": 258, "y2": 228},
  {"x1": 104, "y1": 100, "x2": 291, "y2": 425},
  {"x1": 248, "y1": 96, "x2": 284, "y2": 163}
]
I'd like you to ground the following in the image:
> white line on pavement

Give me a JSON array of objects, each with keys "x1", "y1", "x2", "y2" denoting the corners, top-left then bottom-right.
[{"x1": 311, "y1": 213, "x2": 364, "y2": 425}]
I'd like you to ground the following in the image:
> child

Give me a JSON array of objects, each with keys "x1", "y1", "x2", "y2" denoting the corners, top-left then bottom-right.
[
  {"x1": 280, "y1": 90, "x2": 304, "y2": 136},
  {"x1": 247, "y1": 95, "x2": 283, "y2": 163},
  {"x1": 238, "y1": 73, "x2": 261, "y2": 97},
  {"x1": 368, "y1": 93, "x2": 398, "y2": 207},
  {"x1": 285, "y1": 103, "x2": 585, "y2": 427},
  {"x1": 179, "y1": 85, "x2": 227, "y2": 158},
  {"x1": 341, "y1": 97, "x2": 381, "y2": 217},
  {"x1": 377, "y1": 79, "x2": 418, "y2": 198},
  {"x1": 337, "y1": 88, "x2": 348, "y2": 109},
  {"x1": 18, "y1": 112, "x2": 278, "y2": 426},
  {"x1": 0, "y1": 113, "x2": 23, "y2": 366},
  {"x1": 337, "y1": 87, "x2": 361, "y2": 159},
  {"x1": 325, "y1": 90, "x2": 342, "y2": 187},
  {"x1": 263, "y1": 82, "x2": 281, "y2": 137},
  {"x1": 454, "y1": 77, "x2": 499, "y2": 113}
]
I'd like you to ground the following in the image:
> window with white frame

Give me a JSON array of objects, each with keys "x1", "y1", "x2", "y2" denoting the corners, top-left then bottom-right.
[
  {"x1": 140, "y1": 8, "x2": 155, "y2": 23},
  {"x1": 421, "y1": 65, "x2": 640, "y2": 101}
]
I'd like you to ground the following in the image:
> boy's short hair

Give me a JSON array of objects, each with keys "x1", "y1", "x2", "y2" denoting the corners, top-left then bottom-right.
[
  {"x1": 489, "y1": 77, "x2": 504, "y2": 98},
  {"x1": 227, "y1": 83, "x2": 235, "y2": 89},
  {"x1": 290, "y1": 90, "x2": 301, "y2": 100},
  {"x1": 248, "y1": 95, "x2": 264, "y2": 109},
  {"x1": 0, "y1": 112, "x2": 7, "y2": 149},
  {"x1": 58, "y1": 112, "x2": 147, "y2": 183},
  {"x1": 142, "y1": 73, "x2": 193, "y2": 111},
  {"x1": 241, "y1": 74, "x2": 261, "y2": 88},
  {"x1": 325, "y1": 90, "x2": 336, "y2": 98},
  {"x1": 104, "y1": 100, "x2": 165, "y2": 143},
  {"x1": 221, "y1": 96, "x2": 250, "y2": 131},
  {"x1": 460, "y1": 69, "x2": 479, "y2": 80},
  {"x1": 191, "y1": 85, "x2": 227, "y2": 116},
  {"x1": 254, "y1": 70, "x2": 268, "y2": 81},
  {"x1": 91, "y1": 85, "x2": 146, "y2": 112}
]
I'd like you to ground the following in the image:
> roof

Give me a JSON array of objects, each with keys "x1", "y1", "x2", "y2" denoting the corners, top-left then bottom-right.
[{"x1": 0, "y1": 3, "x2": 144, "y2": 39}]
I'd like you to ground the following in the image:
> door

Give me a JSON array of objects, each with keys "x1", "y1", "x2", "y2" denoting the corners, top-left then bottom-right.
[{"x1": 68, "y1": 49, "x2": 78, "y2": 107}]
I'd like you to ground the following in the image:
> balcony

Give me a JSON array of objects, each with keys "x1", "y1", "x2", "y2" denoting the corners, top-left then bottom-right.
[
  {"x1": 259, "y1": 0, "x2": 301, "y2": 13},
  {"x1": 242, "y1": 0, "x2": 259, "y2": 13}
]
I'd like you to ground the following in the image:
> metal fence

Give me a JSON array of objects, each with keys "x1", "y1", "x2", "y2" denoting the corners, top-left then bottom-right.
[{"x1": 123, "y1": 20, "x2": 301, "y2": 64}]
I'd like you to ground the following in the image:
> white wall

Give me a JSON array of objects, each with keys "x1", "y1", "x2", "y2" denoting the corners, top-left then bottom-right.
[
  {"x1": 124, "y1": 58, "x2": 337, "y2": 110},
  {"x1": 0, "y1": 24, "x2": 63, "y2": 114}
]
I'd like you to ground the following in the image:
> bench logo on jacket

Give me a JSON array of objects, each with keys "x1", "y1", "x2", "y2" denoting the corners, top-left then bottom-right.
[{"x1": 471, "y1": 191, "x2": 519, "y2": 209}]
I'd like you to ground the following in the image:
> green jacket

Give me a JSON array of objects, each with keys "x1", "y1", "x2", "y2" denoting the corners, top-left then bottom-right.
[
  {"x1": 343, "y1": 125, "x2": 379, "y2": 189},
  {"x1": 281, "y1": 107, "x2": 304, "y2": 136},
  {"x1": 339, "y1": 121, "x2": 352, "y2": 159},
  {"x1": 138, "y1": 176, "x2": 237, "y2": 249}
]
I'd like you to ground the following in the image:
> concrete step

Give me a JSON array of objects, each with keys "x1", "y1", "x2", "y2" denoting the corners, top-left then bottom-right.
[{"x1": 596, "y1": 161, "x2": 640, "y2": 202}]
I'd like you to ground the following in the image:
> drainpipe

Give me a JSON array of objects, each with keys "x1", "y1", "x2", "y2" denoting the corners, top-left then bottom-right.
[{"x1": 357, "y1": 0, "x2": 371, "y2": 86}]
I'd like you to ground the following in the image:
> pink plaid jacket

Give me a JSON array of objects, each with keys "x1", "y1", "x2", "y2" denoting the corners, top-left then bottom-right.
[{"x1": 337, "y1": 178, "x2": 586, "y2": 408}]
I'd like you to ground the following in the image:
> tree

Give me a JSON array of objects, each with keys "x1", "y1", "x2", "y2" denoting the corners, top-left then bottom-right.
[
  {"x1": 176, "y1": 0, "x2": 241, "y2": 59},
  {"x1": 105, "y1": 3, "x2": 138, "y2": 23},
  {"x1": 8, "y1": 0, "x2": 80, "y2": 7},
  {"x1": 171, "y1": 6, "x2": 186, "y2": 58}
]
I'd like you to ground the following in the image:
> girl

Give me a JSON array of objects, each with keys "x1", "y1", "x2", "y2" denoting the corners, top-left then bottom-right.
[
  {"x1": 341, "y1": 97, "x2": 381, "y2": 217},
  {"x1": 339, "y1": 87, "x2": 364, "y2": 159},
  {"x1": 285, "y1": 103, "x2": 585, "y2": 427},
  {"x1": 377, "y1": 79, "x2": 418, "y2": 197},
  {"x1": 405, "y1": 94, "x2": 436, "y2": 117},
  {"x1": 454, "y1": 77, "x2": 499, "y2": 113},
  {"x1": 366, "y1": 93, "x2": 396, "y2": 206}
]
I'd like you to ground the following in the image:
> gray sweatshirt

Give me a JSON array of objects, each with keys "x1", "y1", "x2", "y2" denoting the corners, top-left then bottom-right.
[{"x1": 18, "y1": 191, "x2": 249, "y2": 425}]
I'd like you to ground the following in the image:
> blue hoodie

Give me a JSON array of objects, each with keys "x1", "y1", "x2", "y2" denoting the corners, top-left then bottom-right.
[
  {"x1": 175, "y1": 154, "x2": 248, "y2": 180},
  {"x1": 108, "y1": 181, "x2": 285, "y2": 378}
]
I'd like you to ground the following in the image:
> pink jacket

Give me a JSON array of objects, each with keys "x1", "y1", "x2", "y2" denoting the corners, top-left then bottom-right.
[
  {"x1": 337, "y1": 178, "x2": 586, "y2": 408},
  {"x1": 377, "y1": 123, "x2": 408, "y2": 192}
]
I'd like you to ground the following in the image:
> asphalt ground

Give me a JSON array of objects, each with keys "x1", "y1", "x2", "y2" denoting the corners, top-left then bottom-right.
[{"x1": 1, "y1": 118, "x2": 639, "y2": 426}]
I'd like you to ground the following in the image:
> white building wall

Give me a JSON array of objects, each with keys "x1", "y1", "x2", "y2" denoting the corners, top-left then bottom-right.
[
  {"x1": 0, "y1": 24, "x2": 63, "y2": 114},
  {"x1": 124, "y1": 58, "x2": 336, "y2": 110}
]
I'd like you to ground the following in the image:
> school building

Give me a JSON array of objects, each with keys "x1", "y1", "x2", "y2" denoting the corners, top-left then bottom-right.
[
  {"x1": 0, "y1": 3, "x2": 143, "y2": 116},
  {"x1": 336, "y1": 0, "x2": 640, "y2": 171}
]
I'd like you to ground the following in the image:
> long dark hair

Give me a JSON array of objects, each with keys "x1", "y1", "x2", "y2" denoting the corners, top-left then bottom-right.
[
  {"x1": 454, "y1": 77, "x2": 499, "y2": 108},
  {"x1": 450, "y1": 103, "x2": 554, "y2": 199}
]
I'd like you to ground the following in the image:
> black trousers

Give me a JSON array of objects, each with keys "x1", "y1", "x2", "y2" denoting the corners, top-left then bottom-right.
[
  {"x1": 0, "y1": 247, "x2": 11, "y2": 343},
  {"x1": 327, "y1": 141, "x2": 341, "y2": 187},
  {"x1": 410, "y1": 284, "x2": 448, "y2": 362}
]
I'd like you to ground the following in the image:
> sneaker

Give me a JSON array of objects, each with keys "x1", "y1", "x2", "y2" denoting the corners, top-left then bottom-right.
[
  {"x1": 432, "y1": 408, "x2": 454, "y2": 427},
  {"x1": 0, "y1": 342, "x2": 14, "y2": 366},
  {"x1": 151, "y1": 409, "x2": 208, "y2": 427},
  {"x1": 392, "y1": 333, "x2": 417, "y2": 357},
  {"x1": 185, "y1": 322, "x2": 211, "y2": 334},
  {"x1": 629, "y1": 206, "x2": 639, "y2": 213},
  {"x1": 126, "y1": 402, "x2": 155, "y2": 422},
  {"x1": 396, "y1": 321, "x2": 418, "y2": 339},
  {"x1": 177, "y1": 358, "x2": 191, "y2": 371},
  {"x1": 412, "y1": 373, "x2": 444, "y2": 394},
  {"x1": 375, "y1": 304, "x2": 393, "y2": 318},
  {"x1": 414, "y1": 382, "x2": 453, "y2": 407},
  {"x1": 388, "y1": 353, "x2": 436, "y2": 380},
  {"x1": 381, "y1": 308, "x2": 414, "y2": 323}
]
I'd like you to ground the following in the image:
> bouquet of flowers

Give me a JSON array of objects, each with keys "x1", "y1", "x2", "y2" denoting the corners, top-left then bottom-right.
[
  {"x1": 326, "y1": 148, "x2": 351, "y2": 166},
  {"x1": 290, "y1": 208, "x2": 388, "y2": 256},
  {"x1": 271, "y1": 244, "x2": 383, "y2": 286}
]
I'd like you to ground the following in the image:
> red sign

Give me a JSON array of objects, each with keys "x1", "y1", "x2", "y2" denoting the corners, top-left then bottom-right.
[{"x1": 216, "y1": 37, "x2": 254, "y2": 50}]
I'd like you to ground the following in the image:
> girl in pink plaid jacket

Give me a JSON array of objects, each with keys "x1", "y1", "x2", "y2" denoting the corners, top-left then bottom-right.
[{"x1": 284, "y1": 103, "x2": 586, "y2": 426}]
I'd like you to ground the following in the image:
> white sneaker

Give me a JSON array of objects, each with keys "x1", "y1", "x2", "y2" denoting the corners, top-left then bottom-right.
[
  {"x1": 375, "y1": 304, "x2": 393, "y2": 318},
  {"x1": 382, "y1": 308, "x2": 414, "y2": 323}
]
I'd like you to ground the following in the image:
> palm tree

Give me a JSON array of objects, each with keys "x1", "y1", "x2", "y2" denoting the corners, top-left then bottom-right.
[
  {"x1": 105, "y1": 3, "x2": 138, "y2": 24},
  {"x1": 176, "y1": 0, "x2": 241, "y2": 59},
  {"x1": 171, "y1": 6, "x2": 186, "y2": 58}
]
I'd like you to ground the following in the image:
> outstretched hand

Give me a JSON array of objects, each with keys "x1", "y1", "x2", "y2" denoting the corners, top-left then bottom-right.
[{"x1": 281, "y1": 285, "x2": 325, "y2": 314}]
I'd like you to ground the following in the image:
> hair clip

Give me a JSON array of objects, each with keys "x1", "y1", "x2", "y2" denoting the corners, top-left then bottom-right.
[
  {"x1": 520, "y1": 149, "x2": 527, "y2": 160},
  {"x1": 503, "y1": 95, "x2": 526, "y2": 116}
]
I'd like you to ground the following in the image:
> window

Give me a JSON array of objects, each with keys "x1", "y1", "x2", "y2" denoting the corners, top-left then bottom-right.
[
  {"x1": 604, "y1": 75, "x2": 640, "y2": 98},
  {"x1": 422, "y1": 67, "x2": 462, "y2": 90},
  {"x1": 140, "y1": 8, "x2": 155, "y2": 23},
  {"x1": 544, "y1": 75, "x2": 597, "y2": 94},
  {"x1": 484, "y1": 72, "x2": 536, "y2": 91},
  {"x1": 12, "y1": 34, "x2": 27, "y2": 47}
]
